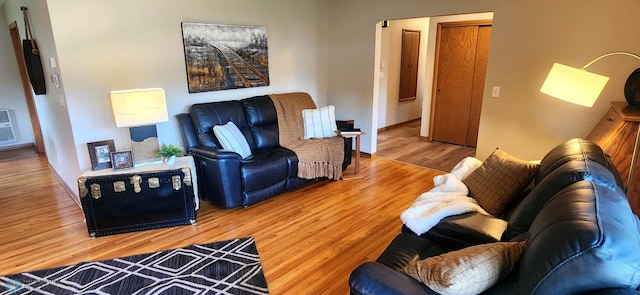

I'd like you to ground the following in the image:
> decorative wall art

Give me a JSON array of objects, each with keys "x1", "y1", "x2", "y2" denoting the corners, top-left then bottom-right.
[{"x1": 181, "y1": 23, "x2": 270, "y2": 93}]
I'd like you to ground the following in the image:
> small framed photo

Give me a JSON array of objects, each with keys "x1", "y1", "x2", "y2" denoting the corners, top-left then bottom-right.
[
  {"x1": 87, "y1": 140, "x2": 116, "y2": 171},
  {"x1": 110, "y1": 151, "x2": 134, "y2": 170}
]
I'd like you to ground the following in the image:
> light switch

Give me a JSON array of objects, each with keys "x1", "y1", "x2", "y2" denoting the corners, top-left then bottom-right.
[
  {"x1": 492, "y1": 86, "x2": 501, "y2": 98},
  {"x1": 49, "y1": 57, "x2": 57, "y2": 68}
]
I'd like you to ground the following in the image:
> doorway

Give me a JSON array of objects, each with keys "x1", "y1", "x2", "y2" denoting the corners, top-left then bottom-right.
[
  {"x1": 8, "y1": 21, "x2": 45, "y2": 153},
  {"x1": 374, "y1": 13, "x2": 493, "y2": 171}
]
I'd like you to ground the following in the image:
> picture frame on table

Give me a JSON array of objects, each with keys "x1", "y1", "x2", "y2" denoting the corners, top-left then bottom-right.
[
  {"x1": 87, "y1": 140, "x2": 116, "y2": 171},
  {"x1": 110, "y1": 150, "x2": 134, "y2": 170}
]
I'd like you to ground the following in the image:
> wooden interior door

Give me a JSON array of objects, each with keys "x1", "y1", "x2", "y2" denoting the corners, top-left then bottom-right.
[
  {"x1": 399, "y1": 30, "x2": 420, "y2": 101},
  {"x1": 431, "y1": 22, "x2": 491, "y2": 147},
  {"x1": 466, "y1": 25, "x2": 491, "y2": 146}
]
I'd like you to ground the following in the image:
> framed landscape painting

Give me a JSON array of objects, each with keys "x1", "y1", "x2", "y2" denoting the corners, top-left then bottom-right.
[{"x1": 181, "y1": 22, "x2": 270, "y2": 93}]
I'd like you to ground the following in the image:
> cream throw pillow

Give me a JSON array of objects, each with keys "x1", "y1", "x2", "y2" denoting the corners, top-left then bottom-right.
[
  {"x1": 404, "y1": 241, "x2": 526, "y2": 295},
  {"x1": 462, "y1": 149, "x2": 539, "y2": 216},
  {"x1": 213, "y1": 121, "x2": 252, "y2": 159},
  {"x1": 302, "y1": 105, "x2": 337, "y2": 139}
]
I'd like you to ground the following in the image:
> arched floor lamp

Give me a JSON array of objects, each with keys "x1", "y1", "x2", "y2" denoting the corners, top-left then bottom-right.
[{"x1": 540, "y1": 51, "x2": 640, "y2": 199}]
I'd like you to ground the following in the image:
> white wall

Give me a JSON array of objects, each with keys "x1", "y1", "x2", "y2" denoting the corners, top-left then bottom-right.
[
  {"x1": 376, "y1": 18, "x2": 426, "y2": 129},
  {"x1": 11, "y1": 0, "x2": 329, "y2": 200},
  {"x1": 327, "y1": 0, "x2": 640, "y2": 161},
  {"x1": 0, "y1": 8, "x2": 34, "y2": 147},
  {"x1": 3, "y1": 0, "x2": 79, "y2": 199}
]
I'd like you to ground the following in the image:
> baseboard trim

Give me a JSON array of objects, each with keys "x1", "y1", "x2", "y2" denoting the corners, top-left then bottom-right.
[
  {"x1": 349, "y1": 150, "x2": 372, "y2": 158},
  {"x1": 377, "y1": 118, "x2": 420, "y2": 133},
  {"x1": 49, "y1": 165, "x2": 82, "y2": 208},
  {"x1": 0, "y1": 143, "x2": 35, "y2": 152}
]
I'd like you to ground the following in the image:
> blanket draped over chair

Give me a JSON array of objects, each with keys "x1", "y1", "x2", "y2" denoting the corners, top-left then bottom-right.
[{"x1": 269, "y1": 92, "x2": 344, "y2": 180}]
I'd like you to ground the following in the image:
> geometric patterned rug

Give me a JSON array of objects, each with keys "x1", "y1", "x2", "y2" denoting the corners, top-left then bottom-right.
[{"x1": 0, "y1": 236, "x2": 269, "y2": 295}]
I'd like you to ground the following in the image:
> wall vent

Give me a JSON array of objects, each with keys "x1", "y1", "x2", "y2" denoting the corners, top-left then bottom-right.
[{"x1": 0, "y1": 109, "x2": 16, "y2": 142}]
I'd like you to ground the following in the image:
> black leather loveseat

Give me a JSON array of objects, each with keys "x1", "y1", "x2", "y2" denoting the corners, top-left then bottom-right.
[
  {"x1": 350, "y1": 138, "x2": 640, "y2": 294},
  {"x1": 177, "y1": 94, "x2": 352, "y2": 208}
]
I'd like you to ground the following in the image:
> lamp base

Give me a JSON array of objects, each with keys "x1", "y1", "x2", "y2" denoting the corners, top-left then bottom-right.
[{"x1": 129, "y1": 125, "x2": 160, "y2": 165}]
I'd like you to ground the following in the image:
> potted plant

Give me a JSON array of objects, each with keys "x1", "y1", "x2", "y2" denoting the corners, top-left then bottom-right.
[{"x1": 156, "y1": 143, "x2": 184, "y2": 165}]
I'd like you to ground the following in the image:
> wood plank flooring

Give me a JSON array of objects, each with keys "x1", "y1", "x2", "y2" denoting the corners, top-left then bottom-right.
[
  {"x1": 0, "y1": 148, "x2": 442, "y2": 294},
  {"x1": 376, "y1": 119, "x2": 476, "y2": 173}
]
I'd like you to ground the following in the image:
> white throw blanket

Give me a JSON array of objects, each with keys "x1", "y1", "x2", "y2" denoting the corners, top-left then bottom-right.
[{"x1": 400, "y1": 157, "x2": 487, "y2": 235}]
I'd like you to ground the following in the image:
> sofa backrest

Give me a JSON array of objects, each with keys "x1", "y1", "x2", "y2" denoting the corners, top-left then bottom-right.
[
  {"x1": 188, "y1": 101, "x2": 256, "y2": 150},
  {"x1": 535, "y1": 138, "x2": 623, "y2": 186},
  {"x1": 503, "y1": 158, "x2": 624, "y2": 241},
  {"x1": 241, "y1": 95, "x2": 280, "y2": 149},
  {"x1": 504, "y1": 138, "x2": 626, "y2": 241},
  {"x1": 515, "y1": 180, "x2": 640, "y2": 294}
]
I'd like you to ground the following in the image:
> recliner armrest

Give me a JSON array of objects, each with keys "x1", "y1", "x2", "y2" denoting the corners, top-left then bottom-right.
[
  {"x1": 349, "y1": 262, "x2": 429, "y2": 295},
  {"x1": 188, "y1": 146, "x2": 242, "y2": 160}
]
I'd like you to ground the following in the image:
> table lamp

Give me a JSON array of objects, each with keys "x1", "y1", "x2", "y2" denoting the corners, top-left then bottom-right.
[
  {"x1": 110, "y1": 88, "x2": 168, "y2": 166},
  {"x1": 540, "y1": 51, "x2": 640, "y2": 199}
]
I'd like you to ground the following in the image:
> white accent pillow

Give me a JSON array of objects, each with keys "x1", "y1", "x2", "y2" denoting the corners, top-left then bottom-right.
[
  {"x1": 213, "y1": 121, "x2": 252, "y2": 159},
  {"x1": 302, "y1": 105, "x2": 338, "y2": 139}
]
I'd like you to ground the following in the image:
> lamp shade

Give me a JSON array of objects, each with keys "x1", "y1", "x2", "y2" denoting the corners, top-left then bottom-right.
[
  {"x1": 110, "y1": 88, "x2": 168, "y2": 127},
  {"x1": 540, "y1": 63, "x2": 610, "y2": 107}
]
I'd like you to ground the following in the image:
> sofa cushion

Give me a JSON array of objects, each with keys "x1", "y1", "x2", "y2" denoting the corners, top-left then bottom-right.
[
  {"x1": 404, "y1": 241, "x2": 526, "y2": 295},
  {"x1": 515, "y1": 181, "x2": 640, "y2": 294},
  {"x1": 435, "y1": 212, "x2": 508, "y2": 245},
  {"x1": 376, "y1": 232, "x2": 456, "y2": 273},
  {"x1": 302, "y1": 105, "x2": 338, "y2": 139},
  {"x1": 463, "y1": 149, "x2": 539, "y2": 216},
  {"x1": 213, "y1": 121, "x2": 252, "y2": 159},
  {"x1": 241, "y1": 95, "x2": 280, "y2": 149},
  {"x1": 240, "y1": 148, "x2": 289, "y2": 192}
]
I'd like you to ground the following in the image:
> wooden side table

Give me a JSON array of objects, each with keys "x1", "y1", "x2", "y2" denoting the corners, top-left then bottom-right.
[
  {"x1": 340, "y1": 131, "x2": 365, "y2": 180},
  {"x1": 587, "y1": 102, "x2": 640, "y2": 215}
]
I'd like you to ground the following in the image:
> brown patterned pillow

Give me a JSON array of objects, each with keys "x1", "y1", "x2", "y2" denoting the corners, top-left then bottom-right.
[
  {"x1": 404, "y1": 241, "x2": 526, "y2": 295},
  {"x1": 462, "y1": 149, "x2": 539, "y2": 216}
]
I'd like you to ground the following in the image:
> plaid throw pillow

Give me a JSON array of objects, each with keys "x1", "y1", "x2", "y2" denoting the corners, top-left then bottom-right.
[
  {"x1": 463, "y1": 149, "x2": 539, "y2": 216},
  {"x1": 404, "y1": 241, "x2": 526, "y2": 295}
]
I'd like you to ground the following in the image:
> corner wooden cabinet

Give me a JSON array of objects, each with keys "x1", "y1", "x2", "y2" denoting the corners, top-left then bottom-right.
[{"x1": 586, "y1": 102, "x2": 640, "y2": 215}]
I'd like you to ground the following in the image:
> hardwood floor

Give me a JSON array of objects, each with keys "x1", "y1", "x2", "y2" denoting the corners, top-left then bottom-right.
[
  {"x1": 376, "y1": 119, "x2": 477, "y2": 173},
  {"x1": 0, "y1": 148, "x2": 442, "y2": 294}
]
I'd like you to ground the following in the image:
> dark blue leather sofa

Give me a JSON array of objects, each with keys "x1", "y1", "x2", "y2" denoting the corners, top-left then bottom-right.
[
  {"x1": 176, "y1": 94, "x2": 352, "y2": 208},
  {"x1": 349, "y1": 138, "x2": 640, "y2": 294}
]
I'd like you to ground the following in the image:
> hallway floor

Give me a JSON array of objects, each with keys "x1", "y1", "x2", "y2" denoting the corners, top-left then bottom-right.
[{"x1": 375, "y1": 120, "x2": 476, "y2": 173}]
